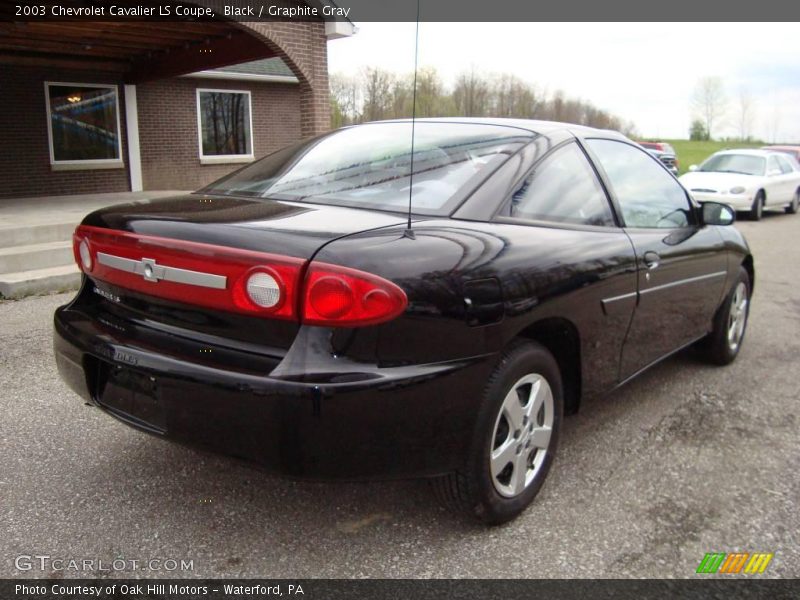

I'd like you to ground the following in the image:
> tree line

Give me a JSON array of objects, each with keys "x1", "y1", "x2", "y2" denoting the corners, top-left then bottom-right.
[
  {"x1": 689, "y1": 76, "x2": 776, "y2": 143},
  {"x1": 330, "y1": 67, "x2": 638, "y2": 137}
]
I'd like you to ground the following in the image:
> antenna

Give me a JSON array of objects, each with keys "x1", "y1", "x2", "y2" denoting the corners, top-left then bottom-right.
[{"x1": 404, "y1": 0, "x2": 421, "y2": 238}]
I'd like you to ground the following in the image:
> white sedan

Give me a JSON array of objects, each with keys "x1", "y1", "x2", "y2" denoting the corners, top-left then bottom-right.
[{"x1": 679, "y1": 149, "x2": 800, "y2": 220}]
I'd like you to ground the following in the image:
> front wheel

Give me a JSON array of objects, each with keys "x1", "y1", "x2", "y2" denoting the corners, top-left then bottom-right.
[
  {"x1": 432, "y1": 342, "x2": 563, "y2": 525},
  {"x1": 785, "y1": 191, "x2": 799, "y2": 214},
  {"x1": 697, "y1": 267, "x2": 751, "y2": 365},
  {"x1": 749, "y1": 191, "x2": 764, "y2": 221}
]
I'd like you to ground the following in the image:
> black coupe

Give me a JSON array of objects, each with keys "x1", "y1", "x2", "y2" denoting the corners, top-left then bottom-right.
[{"x1": 54, "y1": 119, "x2": 753, "y2": 524}]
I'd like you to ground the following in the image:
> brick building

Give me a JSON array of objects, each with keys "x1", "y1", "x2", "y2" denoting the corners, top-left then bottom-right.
[{"x1": 0, "y1": 8, "x2": 354, "y2": 200}]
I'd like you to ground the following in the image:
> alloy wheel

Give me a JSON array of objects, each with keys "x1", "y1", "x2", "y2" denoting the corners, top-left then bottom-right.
[
  {"x1": 727, "y1": 282, "x2": 748, "y2": 352},
  {"x1": 490, "y1": 373, "x2": 554, "y2": 498}
]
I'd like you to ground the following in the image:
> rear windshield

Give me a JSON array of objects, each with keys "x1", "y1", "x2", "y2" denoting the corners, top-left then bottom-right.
[
  {"x1": 201, "y1": 122, "x2": 533, "y2": 215},
  {"x1": 699, "y1": 153, "x2": 765, "y2": 176}
]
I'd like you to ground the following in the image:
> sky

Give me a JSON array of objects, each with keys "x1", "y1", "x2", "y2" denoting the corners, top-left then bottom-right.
[{"x1": 327, "y1": 23, "x2": 800, "y2": 142}]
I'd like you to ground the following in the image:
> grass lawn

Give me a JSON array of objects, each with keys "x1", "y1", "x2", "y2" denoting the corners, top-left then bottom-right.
[{"x1": 661, "y1": 140, "x2": 765, "y2": 175}]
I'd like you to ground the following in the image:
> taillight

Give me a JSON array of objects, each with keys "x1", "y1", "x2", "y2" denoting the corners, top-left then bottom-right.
[
  {"x1": 303, "y1": 263, "x2": 407, "y2": 327},
  {"x1": 74, "y1": 225, "x2": 304, "y2": 320},
  {"x1": 73, "y1": 233, "x2": 94, "y2": 272},
  {"x1": 75, "y1": 226, "x2": 407, "y2": 327}
]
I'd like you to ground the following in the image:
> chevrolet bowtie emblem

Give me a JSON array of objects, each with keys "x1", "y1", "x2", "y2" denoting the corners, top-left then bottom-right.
[
  {"x1": 96, "y1": 252, "x2": 227, "y2": 290},
  {"x1": 140, "y1": 257, "x2": 163, "y2": 282}
]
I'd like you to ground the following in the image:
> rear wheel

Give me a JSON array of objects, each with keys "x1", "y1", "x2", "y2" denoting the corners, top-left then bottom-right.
[
  {"x1": 697, "y1": 267, "x2": 751, "y2": 365},
  {"x1": 433, "y1": 342, "x2": 563, "y2": 525},
  {"x1": 749, "y1": 191, "x2": 764, "y2": 221},
  {"x1": 785, "y1": 190, "x2": 799, "y2": 214}
]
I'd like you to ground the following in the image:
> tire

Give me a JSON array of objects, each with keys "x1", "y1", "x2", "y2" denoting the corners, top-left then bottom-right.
[
  {"x1": 749, "y1": 191, "x2": 764, "y2": 221},
  {"x1": 697, "y1": 267, "x2": 751, "y2": 365},
  {"x1": 785, "y1": 191, "x2": 799, "y2": 214},
  {"x1": 432, "y1": 341, "x2": 564, "y2": 525}
]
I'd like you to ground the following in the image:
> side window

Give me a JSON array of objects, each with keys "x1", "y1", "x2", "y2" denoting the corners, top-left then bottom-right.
[
  {"x1": 766, "y1": 156, "x2": 781, "y2": 175},
  {"x1": 776, "y1": 156, "x2": 793, "y2": 174},
  {"x1": 587, "y1": 139, "x2": 692, "y2": 229},
  {"x1": 509, "y1": 143, "x2": 614, "y2": 227}
]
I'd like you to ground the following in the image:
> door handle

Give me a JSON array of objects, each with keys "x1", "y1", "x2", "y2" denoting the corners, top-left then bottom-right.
[{"x1": 643, "y1": 251, "x2": 660, "y2": 270}]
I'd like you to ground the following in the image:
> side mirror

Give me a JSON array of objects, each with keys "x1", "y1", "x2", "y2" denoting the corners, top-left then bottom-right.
[
  {"x1": 688, "y1": 165, "x2": 699, "y2": 172},
  {"x1": 701, "y1": 201, "x2": 735, "y2": 226},
  {"x1": 767, "y1": 169, "x2": 782, "y2": 177}
]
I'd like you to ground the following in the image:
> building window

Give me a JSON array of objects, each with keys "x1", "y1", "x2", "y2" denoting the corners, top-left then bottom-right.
[
  {"x1": 45, "y1": 82, "x2": 123, "y2": 168},
  {"x1": 196, "y1": 89, "x2": 253, "y2": 163}
]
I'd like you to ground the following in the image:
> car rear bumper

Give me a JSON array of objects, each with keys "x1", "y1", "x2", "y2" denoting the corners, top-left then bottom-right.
[{"x1": 54, "y1": 304, "x2": 496, "y2": 480}]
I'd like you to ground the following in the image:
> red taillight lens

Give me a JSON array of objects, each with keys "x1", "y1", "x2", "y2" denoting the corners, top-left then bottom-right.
[
  {"x1": 308, "y1": 276, "x2": 355, "y2": 319},
  {"x1": 75, "y1": 225, "x2": 304, "y2": 319},
  {"x1": 303, "y1": 263, "x2": 407, "y2": 327},
  {"x1": 75, "y1": 226, "x2": 408, "y2": 327}
]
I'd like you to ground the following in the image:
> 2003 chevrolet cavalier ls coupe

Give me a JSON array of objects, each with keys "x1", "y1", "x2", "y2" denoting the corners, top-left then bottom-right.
[{"x1": 54, "y1": 119, "x2": 753, "y2": 523}]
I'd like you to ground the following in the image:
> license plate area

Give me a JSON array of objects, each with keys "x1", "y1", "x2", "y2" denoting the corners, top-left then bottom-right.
[{"x1": 93, "y1": 358, "x2": 166, "y2": 433}]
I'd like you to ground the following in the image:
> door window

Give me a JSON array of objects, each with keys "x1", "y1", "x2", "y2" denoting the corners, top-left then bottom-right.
[
  {"x1": 587, "y1": 139, "x2": 693, "y2": 229},
  {"x1": 508, "y1": 143, "x2": 614, "y2": 227},
  {"x1": 766, "y1": 156, "x2": 782, "y2": 176},
  {"x1": 775, "y1": 155, "x2": 794, "y2": 174}
]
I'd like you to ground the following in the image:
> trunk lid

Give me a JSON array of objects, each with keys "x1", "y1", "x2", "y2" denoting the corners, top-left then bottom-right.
[{"x1": 82, "y1": 194, "x2": 408, "y2": 258}]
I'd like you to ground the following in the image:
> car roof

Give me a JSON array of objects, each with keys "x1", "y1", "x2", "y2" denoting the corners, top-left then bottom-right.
[
  {"x1": 365, "y1": 117, "x2": 630, "y2": 141},
  {"x1": 712, "y1": 148, "x2": 783, "y2": 157}
]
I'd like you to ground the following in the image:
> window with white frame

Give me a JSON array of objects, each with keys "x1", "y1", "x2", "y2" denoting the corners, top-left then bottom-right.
[
  {"x1": 196, "y1": 89, "x2": 253, "y2": 160},
  {"x1": 45, "y1": 82, "x2": 122, "y2": 165}
]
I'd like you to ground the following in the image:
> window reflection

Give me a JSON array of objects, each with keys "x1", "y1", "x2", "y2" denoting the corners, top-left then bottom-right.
[{"x1": 47, "y1": 84, "x2": 120, "y2": 162}]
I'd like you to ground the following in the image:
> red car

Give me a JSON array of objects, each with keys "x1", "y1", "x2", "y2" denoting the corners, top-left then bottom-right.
[{"x1": 638, "y1": 141, "x2": 679, "y2": 175}]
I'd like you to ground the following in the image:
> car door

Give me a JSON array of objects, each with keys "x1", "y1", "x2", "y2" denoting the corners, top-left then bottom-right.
[
  {"x1": 765, "y1": 155, "x2": 789, "y2": 205},
  {"x1": 775, "y1": 155, "x2": 798, "y2": 202},
  {"x1": 584, "y1": 138, "x2": 728, "y2": 381},
  {"x1": 489, "y1": 140, "x2": 639, "y2": 395}
]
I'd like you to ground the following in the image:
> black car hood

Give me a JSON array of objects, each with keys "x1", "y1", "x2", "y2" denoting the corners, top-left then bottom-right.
[{"x1": 82, "y1": 194, "x2": 413, "y2": 259}]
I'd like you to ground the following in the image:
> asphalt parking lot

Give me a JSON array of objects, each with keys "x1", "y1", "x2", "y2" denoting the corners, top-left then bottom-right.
[{"x1": 1, "y1": 211, "x2": 798, "y2": 579}]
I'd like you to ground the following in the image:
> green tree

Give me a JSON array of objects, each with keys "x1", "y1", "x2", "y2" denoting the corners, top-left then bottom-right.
[{"x1": 690, "y1": 119, "x2": 709, "y2": 141}]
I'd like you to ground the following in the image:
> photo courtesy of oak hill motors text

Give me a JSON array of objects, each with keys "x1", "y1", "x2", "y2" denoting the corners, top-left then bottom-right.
[
  {"x1": 38, "y1": 3, "x2": 352, "y2": 17},
  {"x1": 16, "y1": 583, "x2": 301, "y2": 597}
]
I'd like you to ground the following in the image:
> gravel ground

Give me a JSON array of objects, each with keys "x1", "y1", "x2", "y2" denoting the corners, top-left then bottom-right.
[{"x1": 1, "y1": 212, "x2": 798, "y2": 579}]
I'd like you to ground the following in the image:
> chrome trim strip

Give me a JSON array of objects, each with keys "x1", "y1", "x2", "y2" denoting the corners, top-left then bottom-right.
[
  {"x1": 640, "y1": 270, "x2": 726, "y2": 295},
  {"x1": 602, "y1": 291, "x2": 637, "y2": 305},
  {"x1": 600, "y1": 290, "x2": 638, "y2": 316},
  {"x1": 97, "y1": 252, "x2": 227, "y2": 290},
  {"x1": 601, "y1": 270, "x2": 727, "y2": 314},
  {"x1": 97, "y1": 252, "x2": 137, "y2": 274}
]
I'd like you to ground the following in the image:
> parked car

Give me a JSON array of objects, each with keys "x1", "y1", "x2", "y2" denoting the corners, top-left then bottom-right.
[
  {"x1": 761, "y1": 145, "x2": 800, "y2": 163},
  {"x1": 680, "y1": 149, "x2": 800, "y2": 220},
  {"x1": 638, "y1": 141, "x2": 679, "y2": 175},
  {"x1": 54, "y1": 119, "x2": 753, "y2": 524}
]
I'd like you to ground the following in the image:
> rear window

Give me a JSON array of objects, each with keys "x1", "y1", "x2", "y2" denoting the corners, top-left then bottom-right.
[{"x1": 202, "y1": 122, "x2": 533, "y2": 215}]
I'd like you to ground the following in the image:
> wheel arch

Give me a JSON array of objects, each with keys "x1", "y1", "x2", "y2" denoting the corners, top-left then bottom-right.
[
  {"x1": 741, "y1": 254, "x2": 755, "y2": 293},
  {"x1": 514, "y1": 317, "x2": 582, "y2": 415}
]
